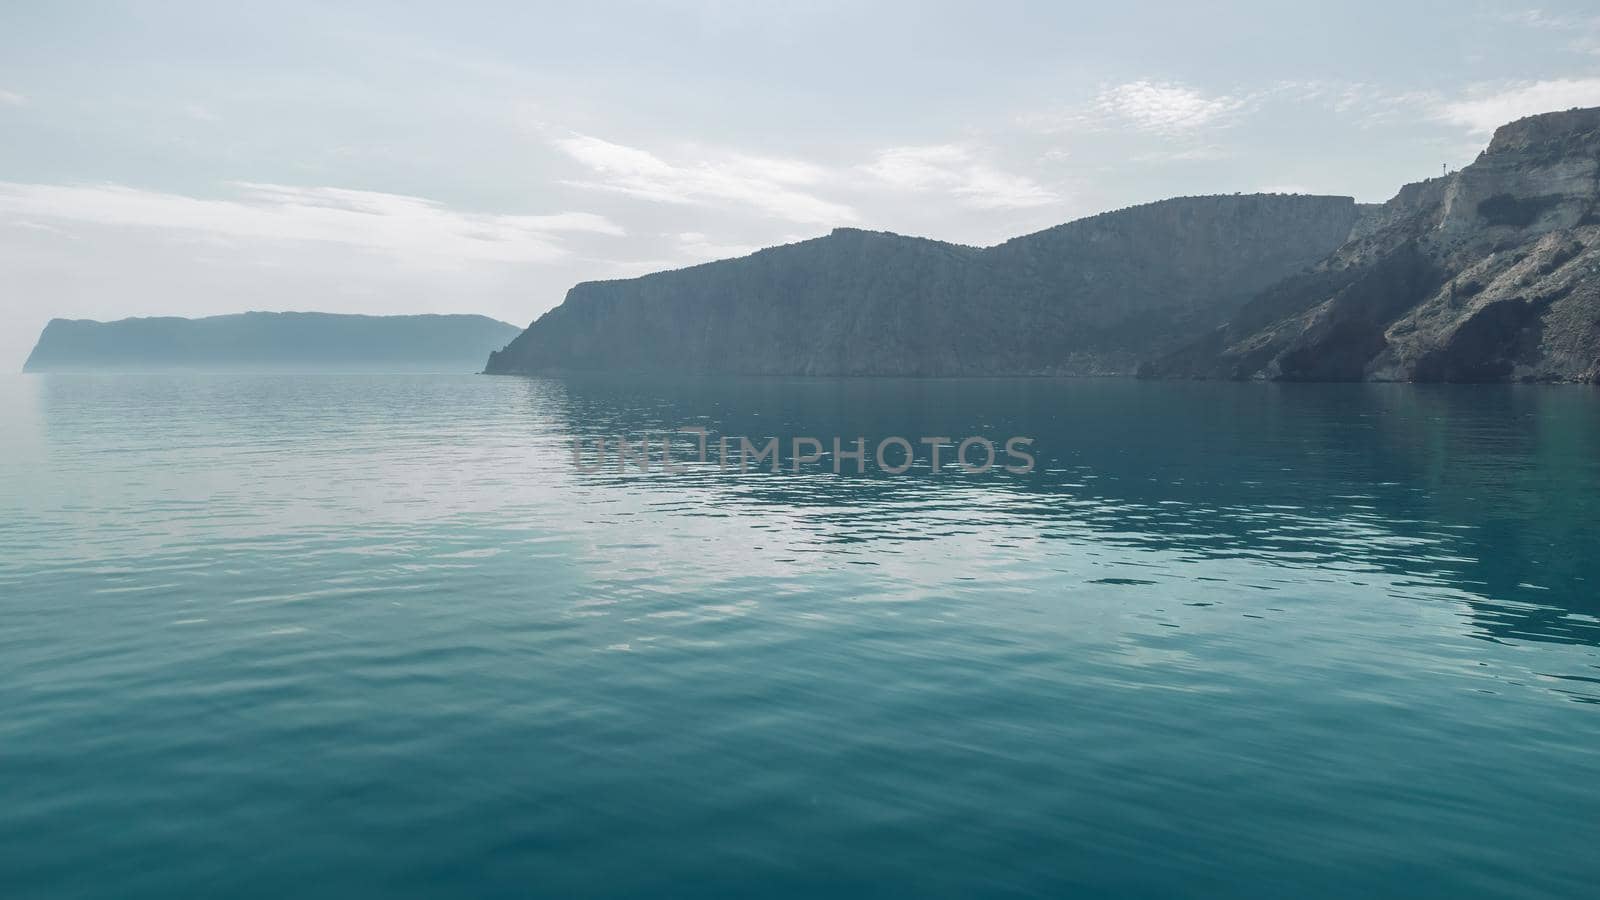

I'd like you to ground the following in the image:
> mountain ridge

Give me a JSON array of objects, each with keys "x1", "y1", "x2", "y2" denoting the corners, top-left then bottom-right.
[{"x1": 487, "y1": 193, "x2": 1363, "y2": 376}]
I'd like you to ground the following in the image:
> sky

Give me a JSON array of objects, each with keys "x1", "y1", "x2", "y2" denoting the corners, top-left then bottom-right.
[{"x1": 3, "y1": 1, "x2": 1600, "y2": 370}]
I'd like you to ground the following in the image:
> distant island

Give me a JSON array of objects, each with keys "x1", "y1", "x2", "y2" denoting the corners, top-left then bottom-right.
[
  {"x1": 488, "y1": 106, "x2": 1600, "y2": 383},
  {"x1": 23, "y1": 312, "x2": 522, "y2": 373}
]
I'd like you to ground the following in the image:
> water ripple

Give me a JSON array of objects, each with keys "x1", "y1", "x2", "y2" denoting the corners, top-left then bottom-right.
[{"x1": 1, "y1": 373, "x2": 1598, "y2": 898}]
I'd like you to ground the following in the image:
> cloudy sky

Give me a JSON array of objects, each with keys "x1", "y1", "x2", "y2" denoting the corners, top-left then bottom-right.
[{"x1": 4, "y1": 1, "x2": 1600, "y2": 369}]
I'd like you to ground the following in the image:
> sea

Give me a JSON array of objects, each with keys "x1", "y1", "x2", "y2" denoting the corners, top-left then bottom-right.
[{"x1": 2, "y1": 372, "x2": 1598, "y2": 898}]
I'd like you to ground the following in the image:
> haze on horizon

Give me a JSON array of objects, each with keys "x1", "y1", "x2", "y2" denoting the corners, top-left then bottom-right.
[{"x1": 4, "y1": 1, "x2": 1600, "y2": 370}]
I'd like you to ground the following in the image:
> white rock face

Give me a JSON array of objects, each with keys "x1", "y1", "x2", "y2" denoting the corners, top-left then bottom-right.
[
  {"x1": 1151, "y1": 106, "x2": 1600, "y2": 383},
  {"x1": 1438, "y1": 151, "x2": 1597, "y2": 237}
]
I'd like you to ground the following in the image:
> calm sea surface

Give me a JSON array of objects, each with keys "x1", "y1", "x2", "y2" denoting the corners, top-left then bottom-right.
[{"x1": 2, "y1": 372, "x2": 1598, "y2": 898}]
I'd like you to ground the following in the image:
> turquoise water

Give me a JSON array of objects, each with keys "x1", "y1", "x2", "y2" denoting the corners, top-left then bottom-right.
[{"x1": 2, "y1": 372, "x2": 1599, "y2": 898}]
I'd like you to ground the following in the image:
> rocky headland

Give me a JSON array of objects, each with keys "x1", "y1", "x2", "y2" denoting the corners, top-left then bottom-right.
[
  {"x1": 24, "y1": 312, "x2": 522, "y2": 372},
  {"x1": 1146, "y1": 106, "x2": 1600, "y2": 382}
]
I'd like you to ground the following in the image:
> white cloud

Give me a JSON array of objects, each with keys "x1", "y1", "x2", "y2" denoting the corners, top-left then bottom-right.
[
  {"x1": 589, "y1": 230, "x2": 804, "y2": 280},
  {"x1": 1494, "y1": 8, "x2": 1600, "y2": 32},
  {"x1": 862, "y1": 144, "x2": 967, "y2": 190},
  {"x1": 183, "y1": 102, "x2": 220, "y2": 123},
  {"x1": 589, "y1": 257, "x2": 685, "y2": 279},
  {"x1": 1434, "y1": 78, "x2": 1600, "y2": 133},
  {"x1": 580, "y1": 228, "x2": 810, "y2": 280},
  {"x1": 1087, "y1": 81, "x2": 1248, "y2": 135},
  {"x1": 1279, "y1": 77, "x2": 1600, "y2": 133},
  {"x1": 1131, "y1": 144, "x2": 1231, "y2": 163},
  {"x1": 0, "y1": 181, "x2": 622, "y2": 264},
  {"x1": 862, "y1": 144, "x2": 1061, "y2": 209},
  {"x1": 553, "y1": 133, "x2": 857, "y2": 225},
  {"x1": 1273, "y1": 81, "x2": 1438, "y2": 124},
  {"x1": 1018, "y1": 81, "x2": 1251, "y2": 157},
  {"x1": 1488, "y1": 9, "x2": 1600, "y2": 54},
  {"x1": 672, "y1": 231, "x2": 767, "y2": 262},
  {"x1": 0, "y1": 90, "x2": 26, "y2": 107},
  {"x1": 5, "y1": 219, "x2": 75, "y2": 237}
]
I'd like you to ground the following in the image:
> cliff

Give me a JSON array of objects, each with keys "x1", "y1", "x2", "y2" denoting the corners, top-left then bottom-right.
[
  {"x1": 22, "y1": 312, "x2": 523, "y2": 372},
  {"x1": 486, "y1": 195, "x2": 1363, "y2": 376},
  {"x1": 1148, "y1": 107, "x2": 1600, "y2": 382}
]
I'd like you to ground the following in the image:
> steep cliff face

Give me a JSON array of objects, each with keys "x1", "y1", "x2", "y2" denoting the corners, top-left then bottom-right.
[
  {"x1": 23, "y1": 312, "x2": 523, "y2": 372},
  {"x1": 1149, "y1": 106, "x2": 1600, "y2": 382},
  {"x1": 486, "y1": 194, "x2": 1362, "y2": 376}
]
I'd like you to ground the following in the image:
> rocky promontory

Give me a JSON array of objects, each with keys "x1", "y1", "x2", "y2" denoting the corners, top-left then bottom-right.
[
  {"x1": 1147, "y1": 107, "x2": 1600, "y2": 382},
  {"x1": 23, "y1": 312, "x2": 522, "y2": 372}
]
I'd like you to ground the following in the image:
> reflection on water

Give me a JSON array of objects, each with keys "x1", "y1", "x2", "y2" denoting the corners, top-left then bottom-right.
[
  {"x1": 1, "y1": 372, "x2": 1598, "y2": 898},
  {"x1": 535, "y1": 375, "x2": 1600, "y2": 648}
]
